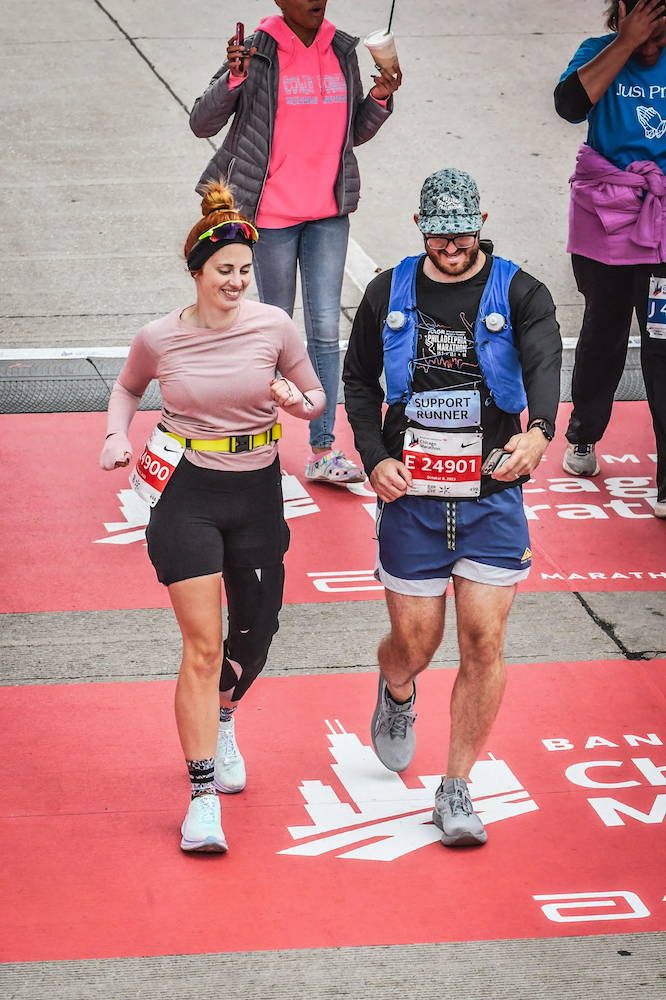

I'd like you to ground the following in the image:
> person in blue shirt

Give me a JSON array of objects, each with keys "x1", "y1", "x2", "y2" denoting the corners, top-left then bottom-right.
[
  {"x1": 555, "y1": 0, "x2": 666, "y2": 517},
  {"x1": 559, "y1": 4, "x2": 666, "y2": 171}
]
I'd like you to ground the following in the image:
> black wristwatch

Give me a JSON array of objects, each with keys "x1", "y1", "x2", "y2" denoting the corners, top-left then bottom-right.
[{"x1": 528, "y1": 419, "x2": 554, "y2": 442}]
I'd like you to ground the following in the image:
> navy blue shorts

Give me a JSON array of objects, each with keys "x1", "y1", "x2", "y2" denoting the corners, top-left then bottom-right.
[{"x1": 375, "y1": 487, "x2": 531, "y2": 596}]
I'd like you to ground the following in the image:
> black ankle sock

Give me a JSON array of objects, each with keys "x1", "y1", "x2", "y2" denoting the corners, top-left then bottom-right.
[
  {"x1": 186, "y1": 757, "x2": 216, "y2": 798},
  {"x1": 387, "y1": 685, "x2": 414, "y2": 707}
]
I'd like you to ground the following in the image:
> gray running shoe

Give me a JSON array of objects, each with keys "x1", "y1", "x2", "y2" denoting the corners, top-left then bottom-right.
[
  {"x1": 562, "y1": 443, "x2": 600, "y2": 477},
  {"x1": 432, "y1": 777, "x2": 488, "y2": 847},
  {"x1": 654, "y1": 500, "x2": 666, "y2": 519},
  {"x1": 371, "y1": 674, "x2": 417, "y2": 772}
]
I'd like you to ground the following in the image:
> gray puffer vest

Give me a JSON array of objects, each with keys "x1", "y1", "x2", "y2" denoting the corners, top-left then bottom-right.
[{"x1": 189, "y1": 29, "x2": 393, "y2": 221}]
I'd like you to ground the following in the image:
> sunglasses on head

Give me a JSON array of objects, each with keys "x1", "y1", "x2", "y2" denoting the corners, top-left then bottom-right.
[{"x1": 198, "y1": 221, "x2": 259, "y2": 244}]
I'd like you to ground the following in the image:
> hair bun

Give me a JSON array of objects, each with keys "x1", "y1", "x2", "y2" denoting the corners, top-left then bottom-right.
[
  {"x1": 184, "y1": 180, "x2": 250, "y2": 263},
  {"x1": 201, "y1": 182, "x2": 235, "y2": 218}
]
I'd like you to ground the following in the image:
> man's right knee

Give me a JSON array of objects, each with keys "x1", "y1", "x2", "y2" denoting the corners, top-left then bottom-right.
[
  {"x1": 383, "y1": 590, "x2": 445, "y2": 671},
  {"x1": 382, "y1": 630, "x2": 440, "y2": 674}
]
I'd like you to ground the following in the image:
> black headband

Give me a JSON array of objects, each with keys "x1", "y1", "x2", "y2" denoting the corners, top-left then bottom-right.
[{"x1": 187, "y1": 221, "x2": 257, "y2": 272}]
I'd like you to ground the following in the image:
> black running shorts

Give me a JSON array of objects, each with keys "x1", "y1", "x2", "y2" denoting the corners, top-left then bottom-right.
[{"x1": 146, "y1": 456, "x2": 290, "y2": 587}]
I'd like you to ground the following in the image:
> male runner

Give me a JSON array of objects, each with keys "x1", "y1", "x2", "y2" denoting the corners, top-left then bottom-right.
[{"x1": 343, "y1": 169, "x2": 561, "y2": 847}]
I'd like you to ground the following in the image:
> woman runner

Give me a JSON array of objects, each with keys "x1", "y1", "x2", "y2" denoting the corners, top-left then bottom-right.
[{"x1": 99, "y1": 183, "x2": 325, "y2": 852}]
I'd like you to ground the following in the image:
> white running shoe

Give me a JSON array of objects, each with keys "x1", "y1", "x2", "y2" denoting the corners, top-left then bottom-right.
[
  {"x1": 654, "y1": 500, "x2": 666, "y2": 519},
  {"x1": 562, "y1": 443, "x2": 600, "y2": 477},
  {"x1": 214, "y1": 718, "x2": 246, "y2": 793},
  {"x1": 180, "y1": 794, "x2": 228, "y2": 853}
]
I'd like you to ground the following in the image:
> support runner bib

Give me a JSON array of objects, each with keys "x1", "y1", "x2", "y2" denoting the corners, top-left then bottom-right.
[
  {"x1": 403, "y1": 386, "x2": 482, "y2": 497},
  {"x1": 403, "y1": 427, "x2": 482, "y2": 498},
  {"x1": 130, "y1": 426, "x2": 184, "y2": 507},
  {"x1": 404, "y1": 388, "x2": 481, "y2": 429}
]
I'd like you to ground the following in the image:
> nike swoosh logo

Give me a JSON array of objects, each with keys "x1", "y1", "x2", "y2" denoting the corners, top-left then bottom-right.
[
  {"x1": 163, "y1": 446, "x2": 182, "y2": 453},
  {"x1": 459, "y1": 441, "x2": 480, "y2": 449}
]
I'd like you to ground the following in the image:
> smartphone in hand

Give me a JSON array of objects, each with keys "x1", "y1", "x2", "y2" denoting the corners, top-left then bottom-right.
[
  {"x1": 229, "y1": 21, "x2": 251, "y2": 76},
  {"x1": 481, "y1": 448, "x2": 512, "y2": 476}
]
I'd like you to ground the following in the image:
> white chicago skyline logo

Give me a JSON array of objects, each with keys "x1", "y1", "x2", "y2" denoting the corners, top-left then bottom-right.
[{"x1": 280, "y1": 721, "x2": 538, "y2": 861}]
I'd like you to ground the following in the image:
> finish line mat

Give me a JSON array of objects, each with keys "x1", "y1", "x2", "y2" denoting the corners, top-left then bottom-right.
[
  {"x1": 0, "y1": 402, "x2": 663, "y2": 613},
  {"x1": 1, "y1": 659, "x2": 666, "y2": 963}
]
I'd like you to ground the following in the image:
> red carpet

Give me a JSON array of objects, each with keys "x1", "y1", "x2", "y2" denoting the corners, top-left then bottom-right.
[
  {"x1": 1, "y1": 660, "x2": 665, "y2": 962},
  {"x1": 0, "y1": 402, "x2": 663, "y2": 612}
]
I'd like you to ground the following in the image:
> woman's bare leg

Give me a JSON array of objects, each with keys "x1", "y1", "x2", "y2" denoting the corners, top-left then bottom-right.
[{"x1": 169, "y1": 573, "x2": 224, "y2": 761}]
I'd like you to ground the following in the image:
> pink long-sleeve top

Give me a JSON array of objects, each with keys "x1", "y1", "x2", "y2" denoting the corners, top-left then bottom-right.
[
  {"x1": 107, "y1": 301, "x2": 325, "y2": 471},
  {"x1": 568, "y1": 142, "x2": 666, "y2": 265}
]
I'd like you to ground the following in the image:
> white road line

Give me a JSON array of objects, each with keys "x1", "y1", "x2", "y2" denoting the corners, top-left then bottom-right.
[
  {"x1": 0, "y1": 343, "x2": 351, "y2": 360},
  {"x1": 0, "y1": 347, "x2": 132, "y2": 360},
  {"x1": 344, "y1": 236, "x2": 382, "y2": 293},
  {"x1": 1, "y1": 336, "x2": 638, "y2": 360}
]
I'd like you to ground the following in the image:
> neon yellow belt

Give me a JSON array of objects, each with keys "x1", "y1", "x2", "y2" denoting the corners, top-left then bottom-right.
[{"x1": 159, "y1": 423, "x2": 282, "y2": 454}]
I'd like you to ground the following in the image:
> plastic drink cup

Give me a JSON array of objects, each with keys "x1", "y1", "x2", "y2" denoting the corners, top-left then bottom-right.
[{"x1": 364, "y1": 29, "x2": 399, "y2": 74}]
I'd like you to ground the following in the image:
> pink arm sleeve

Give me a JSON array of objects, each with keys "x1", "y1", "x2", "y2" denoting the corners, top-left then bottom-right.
[
  {"x1": 274, "y1": 320, "x2": 326, "y2": 420},
  {"x1": 278, "y1": 380, "x2": 326, "y2": 420},
  {"x1": 105, "y1": 330, "x2": 157, "y2": 436},
  {"x1": 106, "y1": 380, "x2": 142, "y2": 437},
  {"x1": 279, "y1": 353, "x2": 326, "y2": 421},
  {"x1": 100, "y1": 381, "x2": 141, "y2": 469}
]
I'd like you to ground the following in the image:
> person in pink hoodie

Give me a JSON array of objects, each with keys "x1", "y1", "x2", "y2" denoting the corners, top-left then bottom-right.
[{"x1": 190, "y1": 0, "x2": 401, "y2": 485}]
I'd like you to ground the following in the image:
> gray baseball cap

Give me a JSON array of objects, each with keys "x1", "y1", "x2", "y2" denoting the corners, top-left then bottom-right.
[{"x1": 417, "y1": 168, "x2": 483, "y2": 235}]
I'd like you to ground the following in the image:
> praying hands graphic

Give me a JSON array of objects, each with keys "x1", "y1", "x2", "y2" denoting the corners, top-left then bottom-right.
[{"x1": 637, "y1": 105, "x2": 666, "y2": 139}]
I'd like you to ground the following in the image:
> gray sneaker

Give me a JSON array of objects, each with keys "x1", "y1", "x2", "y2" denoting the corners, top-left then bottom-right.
[
  {"x1": 563, "y1": 443, "x2": 600, "y2": 477},
  {"x1": 371, "y1": 674, "x2": 417, "y2": 772},
  {"x1": 432, "y1": 777, "x2": 487, "y2": 847}
]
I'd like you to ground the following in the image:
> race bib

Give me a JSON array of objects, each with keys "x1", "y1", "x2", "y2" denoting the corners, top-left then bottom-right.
[
  {"x1": 403, "y1": 427, "x2": 482, "y2": 498},
  {"x1": 130, "y1": 426, "x2": 184, "y2": 507},
  {"x1": 647, "y1": 276, "x2": 666, "y2": 339},
  {"x1": 404, "y1": 388, "x2": 481, "y2": 429}
]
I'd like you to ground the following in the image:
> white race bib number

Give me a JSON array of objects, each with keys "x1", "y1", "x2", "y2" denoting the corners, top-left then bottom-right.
[
  {"x1": 404, "y1": 388, "x2": 481, "y2": 429},
  {"x1": 647, "y1": 276, "x2": 666, "y2": 339},
  {"x1": 130, "y1": 426, "x2": 184, "y2": 507},
  {"x1": 403, "y1": 427, "x2": 482, "y2": 498}
]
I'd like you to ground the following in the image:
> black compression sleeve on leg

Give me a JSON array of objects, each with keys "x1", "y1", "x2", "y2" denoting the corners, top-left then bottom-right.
[{"x1": 219, "y1": 562, "x2": 285, "y2": 701}]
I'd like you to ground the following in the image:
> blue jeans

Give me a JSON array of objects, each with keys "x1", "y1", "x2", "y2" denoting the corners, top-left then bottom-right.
[{"x1": 253, "y1": 215, "x2": 350, "y2": 450}]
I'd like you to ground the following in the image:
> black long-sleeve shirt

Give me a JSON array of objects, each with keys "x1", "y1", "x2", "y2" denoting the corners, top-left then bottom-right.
[{"x1": 343, "y1": 252, "x2": 562, "y2": 499}]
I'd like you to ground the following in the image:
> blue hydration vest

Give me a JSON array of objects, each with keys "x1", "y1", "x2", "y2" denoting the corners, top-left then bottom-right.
[{"x1": 382, "y1": 254, "x2": 528, "y2": 414}]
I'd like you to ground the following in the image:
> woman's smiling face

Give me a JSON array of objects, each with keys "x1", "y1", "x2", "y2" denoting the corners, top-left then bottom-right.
[{"x1": 195, "y1": 244, "x2": 254, "y2": 311}]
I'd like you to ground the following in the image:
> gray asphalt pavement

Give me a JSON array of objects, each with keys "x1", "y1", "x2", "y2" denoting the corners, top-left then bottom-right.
[
  {"x1": 2, "y1": 933, "x2": 665, "y2": 1000},
  {"x1": 6, "y1": 591, "x2": 666, "y2": 687},
  {"x1": 2, "y1": 1, "x2": 665, "y2": 997},
  {"x1": 2, "y1": 0, "x2": 602, "y2": 348}
]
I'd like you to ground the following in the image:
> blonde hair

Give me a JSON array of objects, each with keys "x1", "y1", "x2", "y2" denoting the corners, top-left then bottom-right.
[{"x1": 183, "y1": 182, "x2": 250, "y2": 259}]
